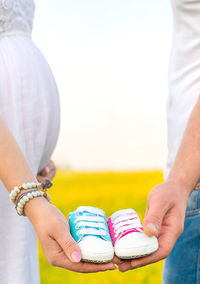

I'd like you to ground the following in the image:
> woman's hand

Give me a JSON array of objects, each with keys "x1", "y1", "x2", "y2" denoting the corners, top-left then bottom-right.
[
  {"x1": 37, "y1": 160, "x2": 56, "y2": 182},
  {"x1": 25, "y1": 197, "x2": 116, "y2": 273},
  {"x1": 115, "y1": 180, "x2": 190, "y2": 272}
]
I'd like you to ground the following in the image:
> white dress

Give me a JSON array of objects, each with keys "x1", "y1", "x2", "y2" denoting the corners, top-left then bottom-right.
[{"x1": 0, "y1": 1, "x2": 60, "y2": 283}]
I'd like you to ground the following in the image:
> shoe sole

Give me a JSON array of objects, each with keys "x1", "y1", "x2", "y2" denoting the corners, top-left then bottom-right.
[
  {"x1": 117, "y1": 252, "x2": 153, "y2": 260},
  {"x1": 80, "y1": 250, "x2": 114, "y2": 263},
  {"x1": 115, "y1": 243, "x2": 158, "y2": 260},
  {"x1": 81, "y1": 258, "x2": 113, "y2": 263}
]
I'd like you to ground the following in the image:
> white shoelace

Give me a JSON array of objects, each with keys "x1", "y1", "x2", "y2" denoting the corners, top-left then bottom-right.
[
  {"x1": 75, "y1": 206, "x2": 107, "y2": 236},
  {"x1": 112, "y1": 209, "x2": 142, "y2": 238}
]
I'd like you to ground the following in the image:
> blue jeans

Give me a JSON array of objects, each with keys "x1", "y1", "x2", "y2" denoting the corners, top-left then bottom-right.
[{"x1": 163, "y1": 189, "x2": 200, "y2": 283}]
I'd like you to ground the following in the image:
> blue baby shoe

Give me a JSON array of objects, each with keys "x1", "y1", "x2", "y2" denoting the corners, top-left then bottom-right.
[{"x1": 68, "y1": 206, "x2": 114, "y2": 263}]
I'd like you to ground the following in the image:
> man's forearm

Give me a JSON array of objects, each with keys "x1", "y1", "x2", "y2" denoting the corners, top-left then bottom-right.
[{"x1": 167, "y1": 95, "x2": 200, "y2": 194}]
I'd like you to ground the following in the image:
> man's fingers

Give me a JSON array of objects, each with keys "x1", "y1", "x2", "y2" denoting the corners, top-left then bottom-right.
[
  {"x1": 117, "y1": 247, "x2": 167, "y2": 272},
  {"x1": 117, "y1": 260, "x2": 132, "y2": 272},
  {"x1": 131, "y1": 246, "x2": 170, "y2": 268},
  {"x1": 118, "y1": 217, "x2": 181, "y2": 272},
  {"x1": 112, "y1": 255, "x2": 125, "y2": 265},
  {"x1": 143, "y1": 200, "x2": 170, "y2": 237}
]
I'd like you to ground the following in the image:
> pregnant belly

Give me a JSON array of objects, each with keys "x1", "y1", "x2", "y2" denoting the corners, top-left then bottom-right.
[{"x1": 0, "y1": 35, "x2": 60, "y2": 173}]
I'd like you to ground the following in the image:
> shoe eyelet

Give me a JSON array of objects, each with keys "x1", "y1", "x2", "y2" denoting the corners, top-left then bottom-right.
[{"x1": 75, "y1": 225, "x2": 79, "y2": 229}]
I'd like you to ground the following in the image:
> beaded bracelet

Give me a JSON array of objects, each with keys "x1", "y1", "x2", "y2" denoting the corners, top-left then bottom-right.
[
  {"x1": 15, "y1": 189, "x2": 50, "y2": 216},
  {"x1": 9, "y1": 179, "x2": 53, "y2": 205},
  {"x1": 9, "y1": 182, "x2": 41, "y2": 204}
]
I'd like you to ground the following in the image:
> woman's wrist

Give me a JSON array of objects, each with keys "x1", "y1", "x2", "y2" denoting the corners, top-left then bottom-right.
[
  {"x1": 24, "y1": 195, "x2": 49, "y2": 221},
  {"x1": 9, "y1": 179, "x2": 52, "y2": 216}
]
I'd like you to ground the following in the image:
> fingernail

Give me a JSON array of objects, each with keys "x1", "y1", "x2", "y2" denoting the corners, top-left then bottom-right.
[
  {"x1": 146, "y1": 223, "x2": 158, "y2": 234},
  {"x1": 131, "y1": 260, "x2": 139, "y2": 268},
  {"x1": 131, "y1": 260, "x2": 135, "y2": 267},
  {"x1": 45, "y1": 166, "x2": 50, "y2": 173},
  {"x1": 109, "y1": 265, "x2": 117, "y2": 270},
  {"x1": 71, "y1": 251, "x2": 81, "y2": 262}
]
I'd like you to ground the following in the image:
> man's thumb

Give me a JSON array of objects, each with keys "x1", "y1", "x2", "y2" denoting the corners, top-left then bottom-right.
[{"x1": 143, "y1": 203, "x2": 167, "y2": 237}]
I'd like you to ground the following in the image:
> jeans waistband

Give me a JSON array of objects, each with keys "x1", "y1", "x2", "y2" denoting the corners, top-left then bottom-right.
[{"x1": 187, "y1": 190, "x2": 200, "y2": 210}]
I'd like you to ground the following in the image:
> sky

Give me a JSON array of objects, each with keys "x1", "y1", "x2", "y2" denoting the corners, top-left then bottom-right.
[{"x1": 33, "y1": 0, "x2": 173, "y2": 171}]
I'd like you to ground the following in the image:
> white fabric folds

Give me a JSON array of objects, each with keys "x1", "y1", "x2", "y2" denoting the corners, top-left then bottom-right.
[{"x1": 0, "y1": 1, "x2": 60, "y2": 283}]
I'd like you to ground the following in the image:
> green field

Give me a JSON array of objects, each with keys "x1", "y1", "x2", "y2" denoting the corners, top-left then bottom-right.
[{"x1": 39, "y1": 171, "x2": 164, "y2": 284}]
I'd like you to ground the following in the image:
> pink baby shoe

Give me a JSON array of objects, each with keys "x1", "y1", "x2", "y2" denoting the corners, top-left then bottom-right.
[{"x1": 107, "y1": 209, "x2": 158, "y2": 259}]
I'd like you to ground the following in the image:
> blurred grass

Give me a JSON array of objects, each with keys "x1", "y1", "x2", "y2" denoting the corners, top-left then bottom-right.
[{"x1": 39, "y1": 170, "x2": 164, "y2": 284}]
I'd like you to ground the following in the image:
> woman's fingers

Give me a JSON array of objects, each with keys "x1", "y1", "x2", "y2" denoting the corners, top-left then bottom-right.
[
  {"x1": 54, "y1": 224, "x2": 82, "y2": 263},
  {"x1": 45, "y1": 160, "x2": 56, "y2": 180},
  {"x1": 112, "y1": 255, "x2": 125, "y2": 265},
  {"x1": 54, "y1": 224, "x2": 116, "y2": 272},
  {"x1": 42, "y1": 232, "x2": 116, "y2": 272},
  {"x1": 37, "y1": 160, "x2": 56, "y2": 181},
  {"x1": 59, "y1": 257, "x2": 116, "y2": 273}
]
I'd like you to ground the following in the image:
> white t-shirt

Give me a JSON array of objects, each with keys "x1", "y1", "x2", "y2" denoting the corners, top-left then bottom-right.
[{"x1": 165, "y1": 0, "x2": 200, "y2": 178}]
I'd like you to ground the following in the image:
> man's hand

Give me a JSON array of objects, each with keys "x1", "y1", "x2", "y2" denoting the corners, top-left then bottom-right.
[
  {"x1": 116, "y1": 180, "x2": 190, "y2": 272},
  {"x1": 37, "y1": 160, "x2": 56, "y2": 182}
]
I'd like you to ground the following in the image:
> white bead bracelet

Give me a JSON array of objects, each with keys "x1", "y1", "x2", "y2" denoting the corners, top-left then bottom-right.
[{"x1": 9, "y1": 182, "x2": 41, "y2": 204}]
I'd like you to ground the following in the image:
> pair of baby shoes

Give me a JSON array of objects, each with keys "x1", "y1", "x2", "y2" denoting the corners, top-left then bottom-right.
[{"x1": 68, "y1": 206, "x2": 158, "y2": 263}]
